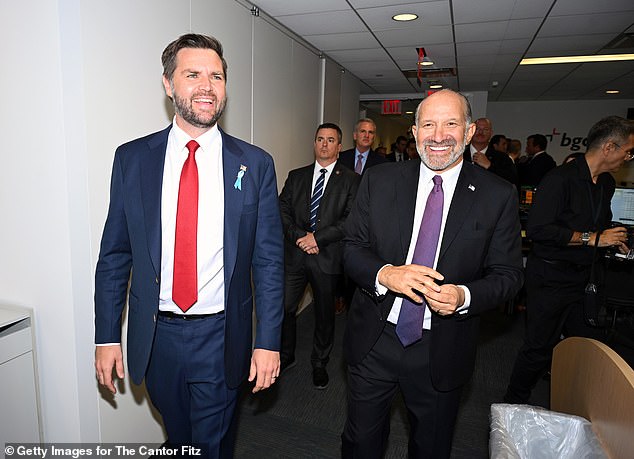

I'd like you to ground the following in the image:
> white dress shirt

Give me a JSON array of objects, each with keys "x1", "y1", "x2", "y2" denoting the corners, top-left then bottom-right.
[
  {"x1": 159, "y1": 121, "x2": 225, "y2": 314},
  {"x1": 383, "y1": 161, "x2": 471, "y2": 329},
  {"x1": 311, "y1": 161, "x2": 336, "y2": 193}
]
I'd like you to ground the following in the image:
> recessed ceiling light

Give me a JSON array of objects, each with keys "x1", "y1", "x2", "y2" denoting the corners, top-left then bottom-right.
[
  {"x1": 405, "y1": 111, "x2": 414, "y2": 115},
  {"x1": 392, "y1": 13, "x2": 418, "y2": 22},
  {"x1": 429, "y1": 83, "x2": 443, "y2": 89},
  {"x1": 418, "y1": 59, "x2": 434, "y2": 66},
  {"x1": 520, "y1": 53, "x2": 634, "y2": 65},
  {"x1": 606, "y1": 90, "x2": 620, "y2": 94}
]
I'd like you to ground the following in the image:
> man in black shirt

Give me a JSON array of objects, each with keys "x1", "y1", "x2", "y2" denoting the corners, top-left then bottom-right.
[{"x1": 504, "y1": 116, "x2": 634, "y2": 404}]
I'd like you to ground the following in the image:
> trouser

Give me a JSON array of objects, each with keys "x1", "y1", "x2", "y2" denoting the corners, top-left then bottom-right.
[
  {"x1": 505, "y1": 255, "x2": 604, "y2": 404},
  {"x1": 145, "y1": 313, "x2": 238, "y2": 459},
  {"x1": 281, "y1": 255, "x2": 338, "y2": 368},
  {"x1": 342, "y1": 324, "x2": 462, "y2": 459}
]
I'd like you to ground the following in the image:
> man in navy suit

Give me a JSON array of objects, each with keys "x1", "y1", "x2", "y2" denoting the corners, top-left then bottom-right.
[
  {"x1": 94, "y1": 34, "x2": 284, "y2": 458},
  {"x1": 341, "y1": 90, "x2": 523, "y2": 458},
  {"x1": 338, "y1": 118, "x2": 386, "y2": 175},
  {"x1": 279, "y1": 123, "x2": 360, "y2": 389}
]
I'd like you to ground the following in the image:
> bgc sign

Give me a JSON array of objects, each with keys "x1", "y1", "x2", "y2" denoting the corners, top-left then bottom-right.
[{"x1": 545, "y1": 128, "x2": 587, "y2": 152}]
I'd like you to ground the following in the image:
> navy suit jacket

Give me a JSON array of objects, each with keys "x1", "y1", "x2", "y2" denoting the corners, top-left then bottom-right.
[
  {"x1": 339, "y1": 148, "x2": 386, "y2": 175},
  {"x1": 343, "y1": 160, "x2": 523, "y2": 391},
  {"x1": 94, "y1": 125, "x2": 284, "y2": 388}
]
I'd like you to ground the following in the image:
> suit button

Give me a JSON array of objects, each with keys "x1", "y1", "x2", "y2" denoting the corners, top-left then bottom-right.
[
  {"x1": 153, "y1": 314, "x2": 156, "y2": 323},
  {"x1": 155, "y1": 276, "x2": 159, "y2": 284}
]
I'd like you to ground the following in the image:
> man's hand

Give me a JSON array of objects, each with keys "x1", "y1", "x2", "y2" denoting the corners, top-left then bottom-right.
[
  {"x1": 378, "y1": 264, "x2": 444, "y2": 303},
  {"x1": 95, "y1": 345, "x2": 124, "y2": 394},
  {"x1": 248, "y1": 349, "x2": 280, "y2": 393},
  {"x1": 473, "y1": 152, "x2": 491, "y2": 169},
  {"x1": 597, "y1": 227, "x2": 630, "y2": 253},
  {"x1": 296, "y1": 233, "x2": 319, "y2": 255},
  {"x1": 425, "y1": 284, "x2": 465, "y2": 315}
]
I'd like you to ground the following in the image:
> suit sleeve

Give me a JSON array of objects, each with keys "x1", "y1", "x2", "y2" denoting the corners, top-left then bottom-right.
[
  {"x1": 94, "y1": 150, "x2": 132, "y2": 344},
  {"x1": 279, "y1": 171, "x2": 306, "y2": 243},
  {"x1": 251, "y1": 155, "x2": 285, "y2": 350}
]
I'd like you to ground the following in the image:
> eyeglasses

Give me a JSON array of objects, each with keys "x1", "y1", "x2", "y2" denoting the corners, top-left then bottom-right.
[{"x1": 613, "y1": 142, "x2": 634, "y2": 161}]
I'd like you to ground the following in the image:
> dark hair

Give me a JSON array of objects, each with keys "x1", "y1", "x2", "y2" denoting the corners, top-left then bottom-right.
[
  {"x1": 586, "y1": 116, "x2": 634, "y2": 151},
  {"x1": 396, "y1": 135, "x2": 408, "y2": 144},
  {"x1": 406, "y1": 139, "x2": 416, "y2": 147},
  {"x1": 162, "y1": 34, "x2": 228, "y2": 82},
  {"x1": 527, "y1": 134, "x2": 548, "y2": 150},
  {"x1": 489, "y1": 134, "x2": 506, "y2": 149},
  {"x1": 315, "y1": 123, "x2": 343, "y2": 144},
  {"x1": 562, "y1": 152, "x2": 584, "y2": 164}
]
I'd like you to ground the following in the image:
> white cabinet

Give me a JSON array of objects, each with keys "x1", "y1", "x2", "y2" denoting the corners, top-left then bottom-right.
[{"x1": 0, "y1": 306, "x2": 42, "y2": 443}]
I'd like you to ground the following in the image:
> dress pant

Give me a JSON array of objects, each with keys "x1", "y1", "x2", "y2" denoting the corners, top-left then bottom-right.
[
  {"x1": 505, "y1": 255, "x2": 604, "y2": 404},
  {"x1": 145, "y1": 313, "x2": 238, "y2": 459},
  {"x1": 342, "y1": 324, "x2": 462, "y2": 459},
  {"x1": 281, "y1": 254, "x2": 338, "y2": 368}
]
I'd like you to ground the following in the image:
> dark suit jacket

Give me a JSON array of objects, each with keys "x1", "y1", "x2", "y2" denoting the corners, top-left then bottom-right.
[
  {"x1": 518, "y1": 151, "x2": 556, "y2": 188},
  {"x1": 279, "y1": 161, "x2": 360, "y2": 275},
  {"x1": 343, "y1": 160, "x2": 523, "y2": 391},
  {"x1": 463, "y1": 144, "x2": 517, "y2": 185},
  {"x1": 94, "y1": 125, "x2": 284, "y2": 388},
  {"x1": 339, "y1": 148, "x2": 386, "y2": 175},
  {"x1": 385, "y1": 151, "x2": 409, "y2": 162}
]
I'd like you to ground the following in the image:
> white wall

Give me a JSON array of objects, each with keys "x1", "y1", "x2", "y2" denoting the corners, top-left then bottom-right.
[{"x1": 0, "y1": 0, "x2": 361, "y2": 444}]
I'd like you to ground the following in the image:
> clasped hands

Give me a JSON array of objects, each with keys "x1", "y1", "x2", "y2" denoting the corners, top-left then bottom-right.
[
  {"x1": 296, "y1": 233, "x2": 319, "y2": 254},
  {"x1": 378, "y1": 264, "x2": 464, "y2": 315}
]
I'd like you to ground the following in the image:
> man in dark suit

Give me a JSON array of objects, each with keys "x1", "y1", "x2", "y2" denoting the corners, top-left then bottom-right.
[
  {"x1": 518, "y1": 133, "x2": 556, "y2": 188},
  {"x1": 386, "y1": 135, "x2": 409, "y2": 162},
  {"x1": 341, "y1": 89, "x2": 523, "y2": 458},
  {"x1": 463, "y1": 118, "x2": 517, "y2": 184},
  {"x1": 94, "y1": 34, "x2": 284, "y2": 457},
  {"x1": 279, "y1": 123, "x2": 360, "y2": 389},
  {"x1": 339, "y1": 118, "x2": 386, "y2": 175}
]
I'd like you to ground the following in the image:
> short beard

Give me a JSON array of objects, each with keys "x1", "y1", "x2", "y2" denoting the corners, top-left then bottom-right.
[
  {"x1": 418, "y1": 131, "x2": 468, "y2": 171},
  {"x1": 172, "y1": 90, "x2": 227, "y2": 129}
]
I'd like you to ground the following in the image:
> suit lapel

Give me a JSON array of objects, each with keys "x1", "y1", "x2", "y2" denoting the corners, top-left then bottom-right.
[
  {"x1": 221, "y1": 129, "x2": 246, "y2": 289},
  {"x1": 141, "y1": 126, "x2": 170, "y2": 277},
  {"x1": 439, "y1": 163, "x2": 477, "y2": 260},
  {"x1": 397, "y1": 161, "x2": 420, "y2": 258}
]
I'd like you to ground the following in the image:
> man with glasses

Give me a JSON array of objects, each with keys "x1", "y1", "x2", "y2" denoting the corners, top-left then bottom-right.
[{"x1": 505, "y1": 115, "x2": 634, "y2": 405}]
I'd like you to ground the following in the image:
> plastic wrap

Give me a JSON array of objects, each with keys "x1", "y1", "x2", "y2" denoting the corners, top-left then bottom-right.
[{"x1": 489, "y1": 403, "x2": 607, "y2": 459}]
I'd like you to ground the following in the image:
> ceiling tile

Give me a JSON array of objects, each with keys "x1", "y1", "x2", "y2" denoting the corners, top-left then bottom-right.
[
  {"x1": 306, "y1": 31, "x2": 378, "y2": 51},
  {"x1": 550, "y1": 0, "x2": 634, "y2": 16},
  {"x1": 277, "y1": 10, "x2": 366, "y2": 36},
  {"x1": 375, "y1": 25, "x2": 453, "y2": 47},
  {"x1": 455, "y1": 18, "x2": 542, "y2": 42},
  {"x1": 253, "y1": 0, "x2": 348, "y2": 16},
  {"x1": 357, "y1": 1, "x2": 451, "y2": 29},
  {"x1": 527, "y1": 34, "x2": 616, "y2": 54},
  {"x1": 540, "y1": 13, "x2": 634, "y2": 37}
]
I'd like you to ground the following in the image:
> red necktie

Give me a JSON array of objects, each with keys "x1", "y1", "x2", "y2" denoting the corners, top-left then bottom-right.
[{"x1": 172, "y1": 140, "x2": 199, "y2": 312}]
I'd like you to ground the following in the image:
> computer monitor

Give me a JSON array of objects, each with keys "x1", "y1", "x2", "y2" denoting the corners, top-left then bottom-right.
[{"x1": 611, "y1": 187, "x2": 634, "y2": 226}]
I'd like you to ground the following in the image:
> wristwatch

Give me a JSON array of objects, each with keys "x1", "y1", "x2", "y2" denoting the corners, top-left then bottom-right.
[{"x1": 581, "y1": 231, "x2": 591, "y2": 246}]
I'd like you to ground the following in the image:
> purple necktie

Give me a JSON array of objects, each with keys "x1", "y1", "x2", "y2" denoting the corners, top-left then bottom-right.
[
  {"x1": 354, "y1": 154, "x2": 363, "y2": 174},
  {"x1": 396, "y1": 175, "x2": 444, "y2": 346}
]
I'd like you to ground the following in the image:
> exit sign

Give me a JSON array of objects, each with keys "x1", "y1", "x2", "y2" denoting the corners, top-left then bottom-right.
[{"x1": 382, "y1": 99, "x2": 402, "y2": 115}]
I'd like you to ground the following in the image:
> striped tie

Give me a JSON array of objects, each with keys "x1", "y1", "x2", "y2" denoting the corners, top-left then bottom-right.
[{"x1": 310, "y1": 168, "x2": 327, "y2": 231}]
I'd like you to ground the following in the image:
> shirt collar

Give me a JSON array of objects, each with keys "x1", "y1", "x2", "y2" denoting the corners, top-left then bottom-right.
[
  {"x1": 170, "y1": 118, "x2": 221, "y2": 153},
  {"x1": 314, "y1": 161, "x2": 336, "y2": 175},
  {"x1": 355, "y1": 147, "x2": 369, "y2": 159},
  {"x1": 420, "y1": 158, "x2": 463, "y2": 186}
]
